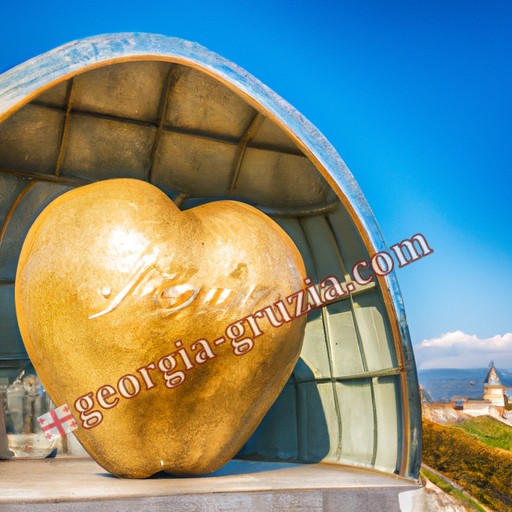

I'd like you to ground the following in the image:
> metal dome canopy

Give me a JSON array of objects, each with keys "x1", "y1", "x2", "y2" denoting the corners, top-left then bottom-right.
[{"x1": 0, "y1": 33, "x2": 421, "y2": 478}]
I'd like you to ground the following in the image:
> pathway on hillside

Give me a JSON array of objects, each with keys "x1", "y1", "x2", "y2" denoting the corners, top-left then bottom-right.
[{"x1": 422, "y1": 463, "x2": 495, "y2": 512}]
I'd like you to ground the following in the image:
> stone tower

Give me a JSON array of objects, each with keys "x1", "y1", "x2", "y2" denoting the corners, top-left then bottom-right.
[{"x1": 483, "y1": 362, "x2": 505, "y2": 407}]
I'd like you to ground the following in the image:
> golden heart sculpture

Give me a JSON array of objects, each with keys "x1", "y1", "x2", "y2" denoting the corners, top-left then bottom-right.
[{"x1": 15, "y1": 178, "x2": 307, "y2": 478}]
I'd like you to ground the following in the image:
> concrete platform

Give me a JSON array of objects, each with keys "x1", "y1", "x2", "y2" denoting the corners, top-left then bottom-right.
[{"x1": 0, "y1": 457, "x2": 420, "y2": 511}]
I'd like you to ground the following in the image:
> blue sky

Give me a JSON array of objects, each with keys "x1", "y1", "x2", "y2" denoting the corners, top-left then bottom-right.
[{"x1": 1, "y1": 1, "x2": 511, "y2": 368}]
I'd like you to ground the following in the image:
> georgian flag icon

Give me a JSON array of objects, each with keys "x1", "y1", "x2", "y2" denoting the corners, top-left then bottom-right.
[{"x1": 38, "y1": 405, "x2": 78, "y2": 441}]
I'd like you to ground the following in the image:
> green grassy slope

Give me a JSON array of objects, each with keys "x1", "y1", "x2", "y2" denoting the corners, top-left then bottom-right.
[{"x1": 456, "y1": 416, "x2": 512, "y2": 451}]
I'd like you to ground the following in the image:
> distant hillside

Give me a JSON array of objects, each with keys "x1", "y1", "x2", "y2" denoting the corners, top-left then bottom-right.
[
  {"x1": 423, "y1": 419, "x2": 512, "y2": 512},
  {"x1": 419, "y1": 367, "x2": 512, "y2": 402}
]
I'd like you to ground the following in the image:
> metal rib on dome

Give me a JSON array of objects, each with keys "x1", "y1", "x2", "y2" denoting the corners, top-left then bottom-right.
[{"x1": 0, "y1": 33, "x2": 421, "y2": 478}]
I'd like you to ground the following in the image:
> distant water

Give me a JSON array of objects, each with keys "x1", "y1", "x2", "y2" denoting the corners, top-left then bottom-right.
[{"x1": 418, "y1": 368, "x2": 512, "y2": 403}]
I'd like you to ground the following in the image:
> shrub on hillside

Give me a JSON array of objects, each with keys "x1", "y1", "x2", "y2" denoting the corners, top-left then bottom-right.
[{"x1": 423, "y1": 420, "x2": 512, "y2": 512}]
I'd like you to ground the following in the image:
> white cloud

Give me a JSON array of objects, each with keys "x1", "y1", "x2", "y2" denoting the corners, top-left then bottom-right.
[{"x1": 414, "y1": 331, "x2": 512, "y2": 369}]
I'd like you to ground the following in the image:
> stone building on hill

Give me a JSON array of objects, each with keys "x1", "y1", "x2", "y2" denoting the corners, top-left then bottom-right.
[
  {"x1": 462, "y1": 363, "x2": 507, "y2": 416},
  {"x1": 422, "y1": 362, "x2": 508, "y2": 419},
  {"x1": 483, "y1": 363, "x2": 506, "y2": 407},
  {"x1": 462, "y1": 361, "x2": 508, "y2": 416}
]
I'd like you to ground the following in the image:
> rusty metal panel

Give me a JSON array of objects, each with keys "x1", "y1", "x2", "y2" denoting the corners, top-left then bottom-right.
[
  {"x1": 72, "y1": 61, "x2": 170, "y2": 124},
  {"x1": 152, "y1": 131, "x2": 237, "y2": 196},
  {"x1": 0, "y1": 104, "x2": 64, "y2": 174},
  {"x1": 250, "y1": 117, "x2": 299, "y2": 153},
  {"x1": 236, "y1": 148, "x2": 333, "y2": 207},
  {"x1": 34, "y1": 81, "x2": 69, "y2": 107},
  {"x1": 165, "y1": 67, "x2": 256, "y2": 140},
  {"x1": 60, "y1": 114, "x2": 156, "y2": 180}
]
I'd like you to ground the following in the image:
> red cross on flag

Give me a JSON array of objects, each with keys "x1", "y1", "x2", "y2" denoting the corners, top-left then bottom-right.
[{"x1": 38, "y1": 404, "x2": 78, "y2": 442}]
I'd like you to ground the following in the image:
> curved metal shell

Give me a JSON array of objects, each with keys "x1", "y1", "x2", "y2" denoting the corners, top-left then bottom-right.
[{"x1": 0, "y1": 33, "x2": 421, "y2": 478}]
